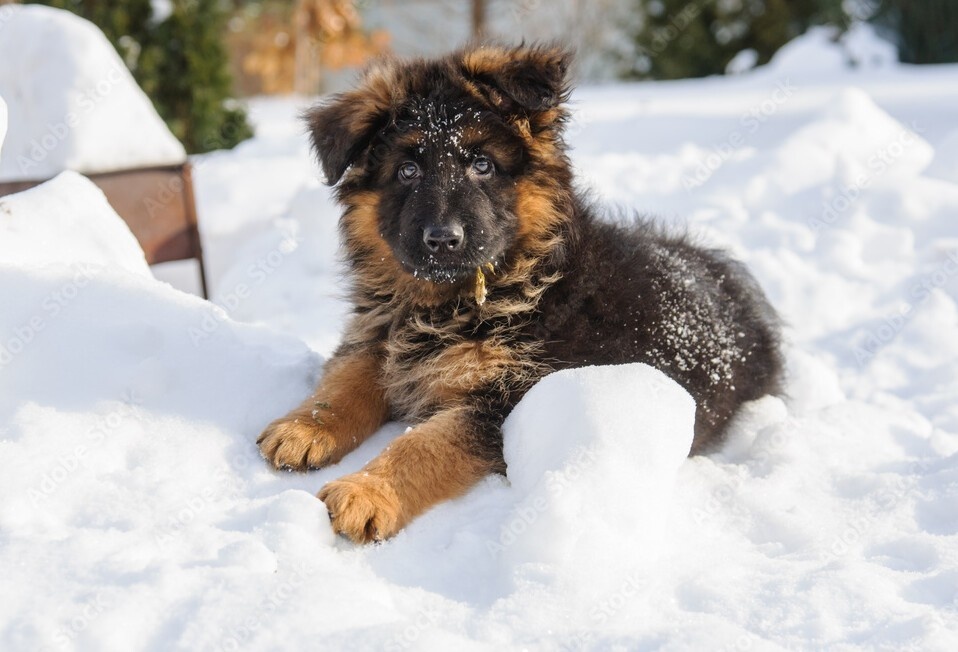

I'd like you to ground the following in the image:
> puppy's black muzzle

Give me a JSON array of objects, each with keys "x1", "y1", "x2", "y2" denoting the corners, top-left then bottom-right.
[{"x1": 422, "y1": 223, "x2": 465, "y2": 253}]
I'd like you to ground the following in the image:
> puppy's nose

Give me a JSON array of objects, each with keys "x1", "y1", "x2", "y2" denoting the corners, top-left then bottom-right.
[{"x1": 423, "y1": 224, "x2": 465, "y2": 252}]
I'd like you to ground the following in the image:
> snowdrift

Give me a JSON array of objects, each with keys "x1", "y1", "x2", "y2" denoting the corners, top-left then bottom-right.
[
  {"x1": 0, "y1": 166, "x2": 703, "y2": 651},
  {"x1": 0, "y1": 171, "x2": 149, "y2": 275},
  {"x1": 0, "y1": 5, "x2": 185, "y2": 181}
]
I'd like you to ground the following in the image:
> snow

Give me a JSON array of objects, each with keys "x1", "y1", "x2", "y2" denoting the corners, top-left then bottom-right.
[
  {"x1": 0, "y1": 172, "x2": 150, "y2": 277},
  {"x1": 3, "y1": 25, "x2": 958, "y2": 651},
  {"x1": 767, "y1": 26, "x2": 850, "y2": 74},
  {"x1": 500, "y1": 364, "x2": 694, "y2": 577},
  {"x1": 726, "y1": 48, "x2": 759, "y2": 75},
  {"x1": 0, "y1": 5, "x2": 185, "y2": 182},
  {"x1": 0, "y1": 94, "x2": 7, "y2": 162},
  {"x1": 764, "y1": 25, "x2": 897, "y2": 76},
  {"x1": 151, "y1": 0, "x2": 173, "y2": 24},
  {"x1": 842, "y1": 22, "x2": 899, "y2": 69}
]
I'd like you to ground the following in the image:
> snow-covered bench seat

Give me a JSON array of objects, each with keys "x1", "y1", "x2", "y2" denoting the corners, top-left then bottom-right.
[
  {"x1": 0, "y1": 5, "x2": 209, "y2": 296},
  {"x1": 0, "y1": 164, "x2": 208, "y2": 296}
]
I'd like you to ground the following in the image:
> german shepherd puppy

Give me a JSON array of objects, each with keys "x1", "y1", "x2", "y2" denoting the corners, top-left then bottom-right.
[{"x1": 257, "y1": 44, "x2": 783, "y2": 543}]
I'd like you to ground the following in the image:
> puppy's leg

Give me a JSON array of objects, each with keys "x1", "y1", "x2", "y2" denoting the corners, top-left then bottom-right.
[
  {"x1": 318, "y1": 406, "x2": 498, "y2": 543},
  {"x1": 257, "y1": 348, "x2": 388, "y2": 471}
]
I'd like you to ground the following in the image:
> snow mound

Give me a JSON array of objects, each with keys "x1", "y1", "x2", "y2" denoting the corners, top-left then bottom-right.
[
  {"x1": 765, "y1": 24, "x2": 898, "y2": 76},
  {"x1": 0, "y1": 171, "x2": 150, "y2": 277},
  {"x1": 767, "y1": 26, "x2": 848, "y2": 75},
  {"x1": 769, "y1": 87, "x2": 932, "y2": 193},
  {"x1": 726, "y1": 48, "x2": 759, "y2": 75},
  {"x1": 0, "y1": 205, "x2": 325, "y2": 650},
  {"x1": 502, "y1": 364, "x2": 694, "y2": 580},
  {"x1": 842, "y1": 21, "x2": 898, "y2": 69},
  {"x1": 0, "y1": 5, "x2": 186, "y2": 182}
]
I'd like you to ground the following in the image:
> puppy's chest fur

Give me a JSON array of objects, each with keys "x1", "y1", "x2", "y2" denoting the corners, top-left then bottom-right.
[{"x1": 379, "y1": 299, "x2": 546, "y2": 422}]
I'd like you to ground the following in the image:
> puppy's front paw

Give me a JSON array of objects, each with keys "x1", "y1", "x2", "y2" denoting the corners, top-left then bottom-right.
[
  {"x1": 318, "y1": 474, "x2": 402, "y2": 543},
  {"x1": 257, "y1": 415, "x2": 342, "y2": 471}
]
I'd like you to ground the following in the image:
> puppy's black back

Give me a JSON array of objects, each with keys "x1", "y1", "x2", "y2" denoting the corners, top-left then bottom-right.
[{"x1": 529, "y1": 200, "x2": 783, "y2": 452}]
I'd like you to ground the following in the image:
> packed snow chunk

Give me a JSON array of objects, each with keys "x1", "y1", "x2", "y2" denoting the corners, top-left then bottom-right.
[
  {"x1": 500, "y1": 364, "x2": 694, "y2": 580},
  {"x1": 0, "y1": 171, "x2": 150, "y2": 277},
  {"x1": 0, "y1": 5, "x2": 186, "y2": 182}
]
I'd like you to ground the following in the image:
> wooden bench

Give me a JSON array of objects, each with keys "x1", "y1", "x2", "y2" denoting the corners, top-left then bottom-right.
[{"x1": 0, "y1": 163, "x2": 209, "y2": 297}]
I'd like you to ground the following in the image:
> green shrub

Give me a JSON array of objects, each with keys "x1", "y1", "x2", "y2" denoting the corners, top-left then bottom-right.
[
  {"x1": 872, "y1": 0, "x2": 958, "y2": 64},
  {"x1": 29, "y1": 0, "x2": 252, "y2": 154},
  {"x1": 620, "y1": 0, "x2": 846, "y2": 80}
]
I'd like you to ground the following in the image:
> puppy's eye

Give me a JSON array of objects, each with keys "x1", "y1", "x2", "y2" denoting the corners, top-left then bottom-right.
[
  {"x1": 471, "y1": 156, "x2": 494, "y2": 177},
  {"x1": 398, "y1": 162, "x2": 420, "y2": 183}
]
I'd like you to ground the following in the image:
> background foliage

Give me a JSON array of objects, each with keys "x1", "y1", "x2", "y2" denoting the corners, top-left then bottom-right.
[
  {"x1": 30, "y1": 0, "x2": 252, "y2": 154},
  {"x1": 871, "y1": 0, "x2": 958, "y2": 65},
  {"x1": 22, "y1": 0, "x2": 958, "y2": 147},
  {"x1": 622, "y1": 0, "x2": 958, "y2": 80},
  {"x1": 622, "y1": 0, "x2": 838, "y2": 79}
]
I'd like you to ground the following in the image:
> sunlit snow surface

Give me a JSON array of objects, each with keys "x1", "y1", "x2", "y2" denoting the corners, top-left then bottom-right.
[
  {"x1": 2, "y1": 28, "x2": 958, "y2": 651},
  {"x1": 0, "y1": 5, "x2": 186, "y2": 181}
]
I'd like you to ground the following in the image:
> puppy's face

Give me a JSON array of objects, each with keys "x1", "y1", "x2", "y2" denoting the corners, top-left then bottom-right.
[
  {"x1": 373, "y1": 100, "x2": 524, "y2": 282},
  {"x1": 306, "y1": 45, "x2": 571, "y2": 288}
]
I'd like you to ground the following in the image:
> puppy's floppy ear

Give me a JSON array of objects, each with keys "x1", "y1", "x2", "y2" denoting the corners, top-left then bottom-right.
[
  {"x1": 303, "y1": 62, "x2": 397, "y2": 185},
  {"x1": 460, "y1": 44, "x2": 572, "y2": 114}
]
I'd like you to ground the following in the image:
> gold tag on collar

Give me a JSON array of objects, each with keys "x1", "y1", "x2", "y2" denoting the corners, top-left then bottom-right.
[{"x1": 474, "y1": 263, "x2": 495, "y2": 306}]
